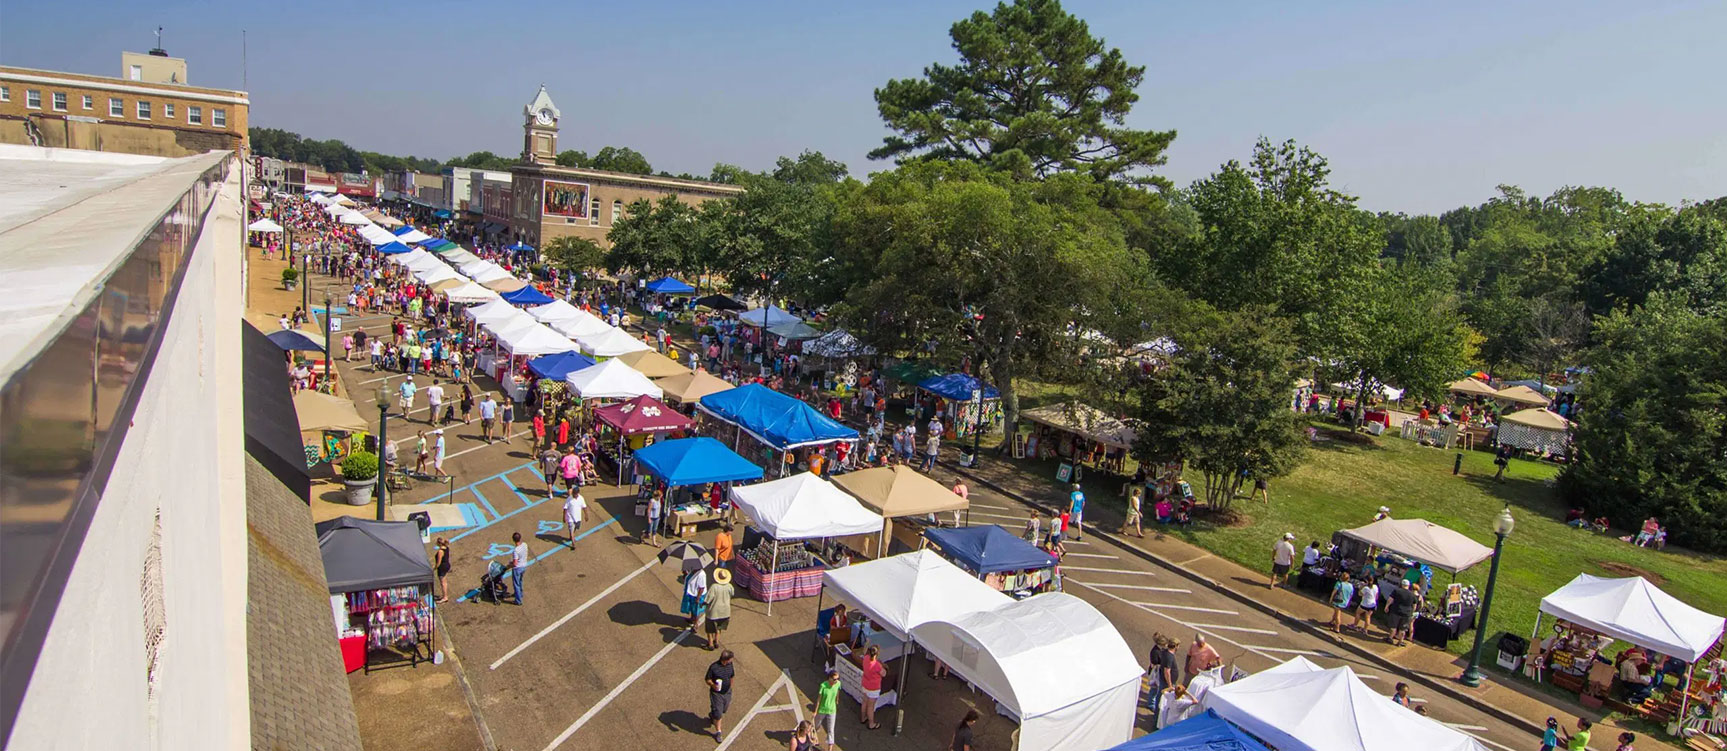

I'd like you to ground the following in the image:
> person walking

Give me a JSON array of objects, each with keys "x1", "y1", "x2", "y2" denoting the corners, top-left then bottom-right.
[
  {"x1": 1391, "y1": 682, "x2": 1412, "y2": 708},
  {"x1": 1351, "y1": 574, "x2": 1380, "y2": 635},
  {"x1": 789, "y1": 720, "x2": 817, "y2": 751},
  {"x1": 1122, "y1": 486, "x2": 1145, "y2": 537},
  {"x1": 1068, "y1": 484, "x2": 1087, "y2": 540},
  {"x1": 705, "y1": 650, "x2": 736, "y2": 742},
  {"x1": 414, "y1": 430, "x2": 429, "y2": 476},
  {"x1": 432, "y1": 537, "x2": 453, "y2": 603},
  {"x1": 425, "y1": 379, "x2": 445, "y2": 425},
  {"x1": 813, "y1": 670, "x2": 840, "y2": 751},
  {"x1": 431, "y1": 429, "x2": 448, "y2": 478},
  {"x1": 479, "y1": 393, "x2": 498, "y2": 443},
  {"x1": 342, "y1": 332, "x2": 354, "y2": 362},
  {"x1": 500, "y1": 398, "x2": 516, "y2": 444},
  {"x1": 1269, "y1": 532, "x2": 1296, "y2": 589},
  {"x1": 560, "y1": 446, "x2": 582, "y2": 496},
  {"x1": 858, "y1": 644, "x2": 885, "y2": 730},
  {"x1": 921, "y1": 431, "x2": 940, "y2": 472},
  {"x1": 681, "y1": 566, "x2": 708, "y2": 631},
  {"x1": 562, "y1": 490, "x2": 587, "y2": 549},
  {"x1": 460, "y1": 383, "x2": 475, "y2": 424},
  {"x1": 643, "y1": 490, "x2": 665, "y2": 546},
  {"x1": 1022, "y1": 510, "x2": 1041, "y2": 543},
  {"x1": 1328, "y1": 572, "x2": 1355, "y2": 633},
  {"x1": 539, "y1": 445, "x2": 562, "y2": 498},
  {"x1": 509, "y1": 531, "x2": 529, "y2": 606},
  {"x1": 950, "y1": 709, "x2": 979, "y2": 751},
  {"x1": 704, "y1": 567, "x2": 735, "y2": 650},
  {"x1": 396, "y1": 377, "x2": 417, "y2": 417}
]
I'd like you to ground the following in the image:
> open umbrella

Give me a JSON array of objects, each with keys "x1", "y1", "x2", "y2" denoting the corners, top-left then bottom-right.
[{"x1": 658, "y1": 541, "x2": 713, "y2": 574}]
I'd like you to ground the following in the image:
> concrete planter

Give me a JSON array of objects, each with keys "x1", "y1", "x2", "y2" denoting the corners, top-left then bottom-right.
[{"x1": 343, "y1": 476, "x2": 378, "y2": 505}]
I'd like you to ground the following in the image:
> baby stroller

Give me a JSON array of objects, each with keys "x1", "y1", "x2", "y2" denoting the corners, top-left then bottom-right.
[{"x1": 478, "y1": 560, "x2": 511, "y2": 604}]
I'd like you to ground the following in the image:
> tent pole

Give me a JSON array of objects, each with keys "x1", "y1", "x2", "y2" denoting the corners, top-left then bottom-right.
[
  {"x1": 767, "y1": 538, "x2": 779, "y2": 617},
  {"x1": 893, "y1": 640, "x2": 909, "y2": 735},
  {"x1": 1529, "y1": 611, "x2": 1542, "y2": 641}
]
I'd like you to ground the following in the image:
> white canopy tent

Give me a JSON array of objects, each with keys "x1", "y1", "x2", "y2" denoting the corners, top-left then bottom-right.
[
  {"x1": 413, "y1": 264, "x2": 463, "y2": 286},
  {"x1": 528, "y1": 299, "x2": 584, "y2": 325},
  {"x1": 396, "y1": 228, "x2": 432, "y2": 243},
  {"x1": 337, "y1": 211, "x2": 371, "y2": 226},
  {"x1": 331, "y1": 193, "x2": 356, "y2": 206},
  {"x1": 738, "y1": 305, "x2": 800, "y2": 328},
  {"x1": 388, "y1": 248, "x2": 431, "y2": 266},
  {"x1": 442, "y1": 282, "x2": 500, "y2": 304},
  {"x1": 322, "y1": 202, "x2": 348, "y2": 216},
  {"x1": 565, "y1": 358, "x2": 662, "y2": 400},
  {"x1": 1336, "y1": 518, "x2": 1494, "y2": 574},
  {"x1": 494, "y1": 321, "x2": 578, "y2": 357},
  {"x1": 360, "y1": 225, "x2": 400, "y2": 245},
  {"x1": 911, "y1": 593, "x2": 1142, "y2": 751},
  {"x1": 730, "y1": 472, "x2": 884, "y2": 540},
  {"x1": 467, "y1": 299, "x2": 533, "y2": 329},
  {"x1": 1202, "y1": 657, "x2": 1488, "y2": 751},
  {"x1": 247, "y1": 218, "x2": 284, "y2": 233},
  {"x1": 462, "y1": 262, "x2": 515, "y2": 285},
  {"x1": 307, "y1": 193, "x2": 332, "y2": 204},
  {"x1": 485, "y1": 313, "x2": 542, "y2": 344},
  {"x1": 576, "y1": 326, "x2": 652, "y2": 358},
  {"x1": 548, "y1": 309, "x2": 614, "y2": 339},
  {"x1": 1537, "y1": 574, "x2": 1726, "y2": 664},
  {"x1": 821, "y1": 550, "x2": 1011, "y2": 641}
]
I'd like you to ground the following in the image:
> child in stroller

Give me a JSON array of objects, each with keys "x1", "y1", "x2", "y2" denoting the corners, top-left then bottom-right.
[{"x1": 478, "y1": 560, "x2": 511, "y2": 604}]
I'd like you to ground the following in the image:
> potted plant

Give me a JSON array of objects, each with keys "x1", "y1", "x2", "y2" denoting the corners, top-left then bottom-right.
[
  {"x1": 340, "y1": 450, "x2": 379, "y2": 506},
  {"x1": 281, "y1": 267, "x2": 300, "y2": 290}
]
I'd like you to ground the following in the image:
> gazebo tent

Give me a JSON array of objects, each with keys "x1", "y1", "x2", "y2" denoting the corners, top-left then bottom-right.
[
  {"x1": 644, "y1": 276, "x2": 696, "y2": 295},
  {"x1": 500, "y1": 286, "x2": 555, "y2": 305},
  {"x1": 1497, "y1": 408, "x2": 1571, "y2": 455},
  {"x1": 738, "y1": 305, "x2": 800, "y2": 328},
  {"x1": 420, "y1": 238, "x2": 454, "y2": 250},
  {"x1": 1495, "y1": 384, "x2": 1551, "y2": 406},
  {"x1": 576, "y1": 326, "x2": 653, "y2": 358},
  {"x1": 911, "y1": 593, "x2": 1143, "y2": 751},
  {"x1": 360, "y1": 225, "x2": 399, "y2": 245},
  {"x1": 594, "y1": 395, "x2": 693, "y2": 435},
  {"x1": 657, "y1": 370, "x2": 736, "y2": 405},
  {"x1": 615, "y1": 349, "x2": 692, "y2": 379},
  {"x1": 1335, "y1": 518, "x2": 1494, "y2": 574},
  {"x1": 413, "y1": 264, "x2": 463, "y2": 286},
  {"x1": 466, "y1": 298, "x2": 529, "y2": 327},
  {"x1": 338, "y1": 211, "x2": 371, "y2": 226},
  {"x1": 698, "y1": 383, "x2": 859, "y2": 451},
  {"x1": 293, "y1": 390, "x2": 368, "y2": 433},
  {"x1": 315, "y1": 517, "x2": 435, "y2": 593},
  {"x1": 1101, "y1": 709, "x2": 1269, "y2": 751},
  {"x1": 481, "y1": 276, "x2": 530, "y2": 293},
  {"x1": 395, "y1": 228, "x2": 432, "y2": 243},
  {"x1": 1201, "y1": 658, "x2": 1488, "y2": 751},
  {"x1": 247, "y1": 217, "x2": 284, "y2": 233},
  {"x1": 565, "y1": 358, "x2": 663, "y2": 400},
  {"x1": 694, "y1": 293, "x2": 747, "y2": 311},
  {"x1": 730, "y1": 472, "x2": 885, "y2": 540},
  {"x1": 1447, "y1": 378, "x2": 1500, "y2": 398},
  {"x1": 924, "y1": 525, "x2": 1056, "y2": 575},
  {"x1": 1020, "y1": 402, "x2": 1137, "y2": 450},
  {"x1": 1537, "y1": 575, "x2": 1726, "y2": 664},
  {"x1": 377, "y1": 241, "x2": 413, "y2": 255},
  {"x1": 918, "y1": 372, "x2": 1000, "y2": 401},
  {"x1": 632, "y1": 437, "x2": 764, "y2": 487},
  {"x1": 527, "y1": 351, "x2": 597, "y2": 380}
]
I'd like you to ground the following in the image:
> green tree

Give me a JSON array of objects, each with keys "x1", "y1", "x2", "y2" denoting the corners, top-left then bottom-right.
[
  {"x1": 1132, "y1": 305, "x2": 1308, "y2": 509},
  {"x1": 1381, "y1": 213, "x2": 1453, "y2": 266},
  {"x1": 542, "y1": 235, "x2": 608, "y2": 274},
  {"x1": 555, "y1": 149, "x2": 590, "y2": 168},
  {"x1": 699, "y1": 152, "x2": 850, "y2": 302},
  {"x1": 1578, "y1": 203, "x2": 1727, "y2": 317},
  {"x1": 869, "y1": 0, "x2": 1175, "y2": 184},
  {"x1": 445, "y1": 151, "x2": 515, "y2": 170},
  {"x1": 605, "y1": 196, "x2": 700, "y2": 278},
  {"x1": 1558, "y1": 296, "x2": 1727, "y2": 551},
  {"x1": 588, "y1": 146, "x2": 653, "y2": 175},
  {"x1": 1329, "y1": 266, "x2": 1474, "y2": 422},
  {"x1": 708, "y1": 163, "x2": 749, "y2": 185}
]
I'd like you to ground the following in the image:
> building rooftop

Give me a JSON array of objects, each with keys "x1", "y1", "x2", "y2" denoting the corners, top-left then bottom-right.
[{"x1": 0, "y1": 143, "x2": 230, "y2": 383}]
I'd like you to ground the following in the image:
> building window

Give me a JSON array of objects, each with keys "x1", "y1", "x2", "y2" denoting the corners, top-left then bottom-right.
[
  {"x1": 612, "y1": 200, "x2": 622, "y2": 224},
  {"x1": 589, "y1": 198, "x2": 601, "y2": 226},
  {"x1": 187, "y1": 106, "x2": 202, "y2": 124},
  {"x1": 82, "y1": 95, "x2": 93, "y2": 110},
  {"x1": 26, "y1": 90, "x2": 40, "y2": 109},
  {"x1": 51, "y1": 92, "x2": 67, "y2": 111},
  {"x1": 0, "y1": 86, "x2": 9, "y2": 102},
  {"x1": 212, "y1": 109, "x2": 227, "y2": 127},
  {"x1": 110, "y1": 98, "x2": 124, "y2": 117},
  {"x1": 163, "y1": 102, "x2": 175, "y2": 119},
  {"x1": 137, "y1": 100, "x2": 151, "y2": 119}
]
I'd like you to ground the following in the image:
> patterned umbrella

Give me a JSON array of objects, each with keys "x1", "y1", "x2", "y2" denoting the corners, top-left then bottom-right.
[{"x1": 658, "y1": 541, "x2": 713, "y2": 574}]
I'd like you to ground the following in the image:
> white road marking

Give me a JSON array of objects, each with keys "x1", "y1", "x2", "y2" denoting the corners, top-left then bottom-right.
[
  {"x1": 1243, "y1": 645, "x2": 1326, "y2": 657},
  {"x1": 491, "y1": 559, "x2": 658, "y2": 670},
  {"x1": 1070, "y1": 581, "x2": 1191, "y2": 595},
  {"x1": 1060, "y1": 552, "x2": 1117, "y2": 559},
  {"x1": 1129, "y1": 601, "x2": 1240, "y2": 616},
  {"x1": 541, "y1": 630, "x2": 690, "y2": 750},
  {"x1": 1068, "y1": 579, "x2": 1280, "y2": 663},
  {"x1": 965, "y1": 511, "x2": 1027, "y2": 522},
  {"x1": 758, "y1": 704, "x2": 797, "y2": 713},
  {"x1": 438, "y1": 430, "x2": 534, "y2": 461},
  {"x1": 1444, "y1": 724, "x2": 1486, "y2": 731},
  {"x1": 1060, "y1": 566, "x2": 1153, "y2": 576},
  {"x1": 1187, "y1": 622, "x2": 1280, "y2": 636},
  {"x1": 1469, "y1": 733, "x2": 1521, "y2": 751},
  {"x1": 357, "y1": 374, "x2": 397, "y2": 385},
  {"x1": 716, "y1": 671, "x2": 800, "y2": 751}
]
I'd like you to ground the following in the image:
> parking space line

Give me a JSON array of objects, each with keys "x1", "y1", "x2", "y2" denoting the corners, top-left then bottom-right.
[
  {"x1": 1060, "y1": 552, "x2": 1117, "y2": 559},
  {"x1": 1068, "y1": 579, "x2": 1279, "y2": 663},
  {"x1": 1060, "y1": 566, "x2": 1153, "y2": 576},
  {"x1": 1470, "y1": 734, "x2": 1520, "y2": 751},
  {"x1": 541, "y1": 629, "x2": 691, "y2": 750},
  {"x1": 490, "y1": 559, "x2": 658, "y2": 670},
  {"x1": 1445, "y1": 723, "x2": 1487, "y2": 731},
  {"x1": 457, "y1": 517, "x2": 620, "y2": 601},
  {"x1": 420, "y1": 461, "x2": 534, "y2": 507},
  {"x1": 471, "y1": 486, "x2": 500, "y2": 520},
  {"x1": 716, "y1": 672, "x2": 800, "y2": 751},
  {"x1": 1243, "y1": 645, "x2": 1326, "y2": 657},
  {"x1": 965, "y1": 511, "x2": 1025, "y2": 522},
  {"x1": 1186, "y1": 622, "x2": 1279, "y2": 636},
  {"x1": 1066, "y1": 580, "x2": 1191, "y2": 594},
  {"x1": 1129, "y1": 601, "x2": 1240, "y2": 616}
]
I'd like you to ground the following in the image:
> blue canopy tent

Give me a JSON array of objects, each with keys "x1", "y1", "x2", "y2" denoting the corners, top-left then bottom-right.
[
  {"x1": 917, "y1": 373, "x2": 1000, "y2": 401},
  {"x1": 266, "y1": 329, "x2": 325, "y2": 352},
  {"x1": 632, "y1": 437, "x2": 764, "y2": 488},
  {"x1": 924, "y1": 525, "x2": 1054, "y2": 575},
  {"x1": 499, "y1": 286, "x2": 555, "y2": 305},
  {"x1": 698, "y1": 384, "x2": 858, "y2": 470},
  {"x1": 421, "y1": 238, "x2": 454, "y2": 250},
  {"x1": 377, "y1": 241, "x2": 413, "y2": 255},
  {"x1": 433, "y1": 209, "x2": 453, "y2": 219},
  {"x1": 390, "y1": 226, "x2": 415, "y2": 236},
  {"x1": 644, "y1": 276, "x2": 696, "y2": 295},
  {"x1": 506, "y1": 241, "x2": 535, "y2": 252},
  {"x1": 527, "y1": 351, "x2": 596, "y2": 380},
  {"x1": 1101, "y1": 710, "x2": 1268, "y2": 751}
]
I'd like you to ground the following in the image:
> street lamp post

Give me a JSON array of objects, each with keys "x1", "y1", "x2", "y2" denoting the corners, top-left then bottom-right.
[
  {"x1": 1460, "y1": 506, "x2": 1516, "y2": 687},
  {"x1": 322, "y1": 293, "x2": 333, "y2": 387},
  {"x1": 375, "y1": 383, "x2": 390, "y2": 521},
  {"x1": 300, "y1": 241, "x2": 309, "y2": 316},
  {"x1": 969, "y1": 386, "x2": 983, "y2": 467}
]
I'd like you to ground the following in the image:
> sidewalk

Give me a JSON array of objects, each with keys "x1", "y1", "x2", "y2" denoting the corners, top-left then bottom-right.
[{"x1": 943, "y1": 455, "x2": 1674, "y2": 751}]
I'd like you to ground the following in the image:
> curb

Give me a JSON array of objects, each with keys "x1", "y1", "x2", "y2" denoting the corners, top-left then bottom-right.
[{"x1": 940, "y1": 459, "x2": 1552, "y2": 741}]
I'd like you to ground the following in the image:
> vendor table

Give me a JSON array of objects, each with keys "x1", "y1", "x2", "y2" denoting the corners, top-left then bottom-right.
[
  {"x1": 1412, "y1": 606, "x2": 1477, "y2": 648},
  {"x1": 832, "y1": 644, "x2": 898, "y2": 709},
  {"x1": 733, "y1": 554, "x2": 826, "y2": 603},
  {"x1": 670, "y1": 506, "x2": 727, "y2": 538},
  {"x1": 499, "y1": 374, "x2": 526, "y2": 403}
]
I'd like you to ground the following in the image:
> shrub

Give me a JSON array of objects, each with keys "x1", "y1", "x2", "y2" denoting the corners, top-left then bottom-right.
[
  {"x1": 341, "y1": 450, "x2": 379, "y2": 481},
  {"x1": 281, "y1": 267, "x2": 300, "y2": 285}
]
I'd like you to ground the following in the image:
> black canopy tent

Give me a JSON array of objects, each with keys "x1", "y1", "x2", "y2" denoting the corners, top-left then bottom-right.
[
  {"x1": 694, "y1": 293, "x2": 747, "y2": 311},
  {"x1": 316, "y1": 517, "x2": 437, "y2": 671}
]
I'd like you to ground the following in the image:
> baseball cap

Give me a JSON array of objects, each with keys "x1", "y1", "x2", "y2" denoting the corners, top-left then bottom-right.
[{"x1": 1283, "y1": 532, "x2": 1295, "y2": 540}]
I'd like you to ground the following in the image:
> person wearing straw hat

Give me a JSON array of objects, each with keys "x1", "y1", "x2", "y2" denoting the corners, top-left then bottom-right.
[{"x1": 704, "y1": 567, "x2": 735, "y2": 651}]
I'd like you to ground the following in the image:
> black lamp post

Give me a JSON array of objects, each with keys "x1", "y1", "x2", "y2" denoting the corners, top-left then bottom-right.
[
  {"x1": 322, "y1": 292, "x2": 334, "y2": 386},
  {"x1": 374, "y1": 382, "x2": 390, "y2": 521},
  {"x1": 1461, "y1": 506, "x2": 1516, "y2": 686},
  {"x1": 300, "y1": 240, "x2": 309, "y2": 316},
  {"x1": 969, "y1": 385, "x2": 984, "y2": 466}
]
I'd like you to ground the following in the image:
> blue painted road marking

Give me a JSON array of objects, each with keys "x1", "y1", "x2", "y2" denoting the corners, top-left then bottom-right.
[{"x1": 457, "y1": 517, "x2": 620, "y2": 603}]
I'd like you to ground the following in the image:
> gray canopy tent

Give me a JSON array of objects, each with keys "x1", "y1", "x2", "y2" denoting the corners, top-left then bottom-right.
[{"x1": 316, "y1": 517, "x2": 438, "y2": 670}]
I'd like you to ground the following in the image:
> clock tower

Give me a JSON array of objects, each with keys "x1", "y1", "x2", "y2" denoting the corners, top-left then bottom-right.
[{"x1": 522, "y1": 85, "x2": 561, "y2": 165}]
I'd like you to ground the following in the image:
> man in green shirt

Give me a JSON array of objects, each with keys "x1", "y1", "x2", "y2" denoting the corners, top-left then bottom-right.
[
  {"x1": 813, "y1": 669, "x2": 840, "y2": 750},
  {"x1": 1558, "y1": 718, "x2": 1591, "y2": 751},
  {"x1": 704, "y1": 568, "x2": 736, "y2": 651}
]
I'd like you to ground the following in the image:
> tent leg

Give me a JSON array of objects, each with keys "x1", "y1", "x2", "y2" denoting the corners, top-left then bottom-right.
[
  {"x1": 1680, "y1": 661, "x2": 1694, "y2": 723},
  {"x1": 893, "y1": 642, "x2": 909, "y2": 736},
  {"x1": 1529, "y1": 611, "x2": 1542, "y2": 641},
  {"x1": 767, "y1": 539, "x2": 779, "y2": 617}
]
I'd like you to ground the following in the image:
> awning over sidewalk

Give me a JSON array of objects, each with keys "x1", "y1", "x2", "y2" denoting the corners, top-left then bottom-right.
[{"x1": 243, "y1": 321, "x2": 313, "y2": 497}]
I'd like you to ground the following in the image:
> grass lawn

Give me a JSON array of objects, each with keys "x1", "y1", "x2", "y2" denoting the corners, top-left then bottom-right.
[{"x1": 1160, "y1": 428, "x2": 1727, "y2": 656}]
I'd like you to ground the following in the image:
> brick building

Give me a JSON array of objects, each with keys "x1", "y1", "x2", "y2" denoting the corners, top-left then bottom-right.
[
  {"x1": 506, "y1": 86, "x2": 742, "y2": 246},
  {"x1": 0, "y1": 50, "x2": 248, "y2": 158}
]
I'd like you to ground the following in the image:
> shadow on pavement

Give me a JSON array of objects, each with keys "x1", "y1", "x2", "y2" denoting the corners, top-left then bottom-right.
[
  {"x1": 655, "y1": 709, "x2": 708, "y2": 735},
  {"x1": 607, "y1": 599, "x2": 682, "y2": 629}
]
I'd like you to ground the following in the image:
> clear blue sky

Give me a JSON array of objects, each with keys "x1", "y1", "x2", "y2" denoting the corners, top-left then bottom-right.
[{"x1": 4, "y1": 0, "x2": 1723, "y2": 213}]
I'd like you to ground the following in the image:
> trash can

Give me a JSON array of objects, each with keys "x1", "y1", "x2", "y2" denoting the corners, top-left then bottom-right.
[{"x1": 1497, "y1": 633, "x2": 1529, "y2": 670}]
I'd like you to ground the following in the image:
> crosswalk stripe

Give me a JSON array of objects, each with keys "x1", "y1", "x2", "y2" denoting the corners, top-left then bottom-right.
[
  {"x1": 1068, "y1": 580, "x2": 1191, "y2": 594},
  {"x1": 1186, "y1": 622, "x2": 1279, "y2": 636},
  {"x1": 1060, "y1": 566, "x2": 1152, "y2": 576},
  {"x1": 1244, "y1": 645, "x2": 1327, "y2": 657},
  {"x1": 1129, "y1": 601, "x2": 1240, "y2": 616},
  {"x1": 1060, "y1": 552, "x2": 1116, "y2": 559}
]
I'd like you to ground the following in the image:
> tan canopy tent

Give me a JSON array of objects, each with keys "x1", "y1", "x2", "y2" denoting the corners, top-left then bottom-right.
[
  {"x1": 656, "y1": 369, "x2": 735, "y2": 404},
  {"x1": 1020, "y1": 402, "x2": 1137, "y2": 450},
  {"x1": 1337, "y1": 518, "x2": 1494, "y2": 574},
  {"x1": 1495, "y1": 384, "x2": 1551, "y2": 406},
  {"x1": 1447, "y1": 378, "x2": 1499, "y2": 398},
  {"x1": 616, "y1": 349, "x2": 693, "y2": 379},
  {"x1": 834, "y1": 465, "x2": 971, "y2": 557},
  {"x1": 429, "y1": 277, "x2": 465, "y2": 292},
  {"x1": 481, "y1": 277, "x2": 530, "y2": 293},
  {"x1": 293, "y1": 390, "x2": 369, "y2": 433},
  {"x1": 1498, "y1": 407, "x2": 1571, "y2": 454}
]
